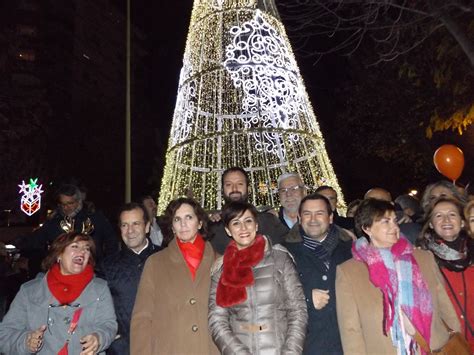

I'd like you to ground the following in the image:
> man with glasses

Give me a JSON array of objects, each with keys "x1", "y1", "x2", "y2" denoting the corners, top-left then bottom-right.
[
  {"x1": 277, "y1": 172, "x2": 307, "y2": 229},
  {"x1": 20, "y1": 184, "x2": 118, "y2": 272}
]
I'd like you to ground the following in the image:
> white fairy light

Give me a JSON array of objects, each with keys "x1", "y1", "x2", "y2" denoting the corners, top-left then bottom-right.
[{"x1": 18, "y1": 178, "x2": 44, "y2": 216}]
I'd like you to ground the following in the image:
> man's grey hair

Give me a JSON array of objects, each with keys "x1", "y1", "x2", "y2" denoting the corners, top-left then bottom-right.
[
  {"x1": 55, "y1": 184, "x2": 83, "y2": 202},
  {"x1": 277, "y1": 172, "x2": 303, "y2": 188}
]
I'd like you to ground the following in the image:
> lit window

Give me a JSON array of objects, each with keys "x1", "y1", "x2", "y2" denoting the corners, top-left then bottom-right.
[{"x1": 17, "y1": 49, "x2": 36, "y2": 61}]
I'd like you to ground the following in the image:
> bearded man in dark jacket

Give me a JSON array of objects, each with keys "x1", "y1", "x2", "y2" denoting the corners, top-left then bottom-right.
[
  {"x1": 209, "y1": 167, "x2": 288, "y2": 254},
  {"x1": 283, "y1": 193, "x2": 352, "y2": 355},
  {"x1": 97, "y1": 202, "x2": 161, "y2": 355}
]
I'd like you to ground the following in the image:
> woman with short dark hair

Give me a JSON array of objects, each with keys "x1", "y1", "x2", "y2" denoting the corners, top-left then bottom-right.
[
  {"x1": 208, "y1": 201, "x2": 307, "y2": 354},
  {"x1": 0, "y1": 232, "x2": 117, "y2": 354},
  {"x1": 336, "y1": 198, "x2": 461, "y2": 354}
]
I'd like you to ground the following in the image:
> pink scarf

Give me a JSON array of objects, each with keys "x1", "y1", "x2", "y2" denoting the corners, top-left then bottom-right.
[{"x1": 353, "y1": 237, "x2": 433, "y2": 353}]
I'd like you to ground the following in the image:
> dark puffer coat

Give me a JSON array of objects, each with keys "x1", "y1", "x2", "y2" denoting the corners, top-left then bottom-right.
[
  {"x1": 208, "y1": 236, "x2": 308, "y2": 354},
  {"x1": 96, "y1": 239, "x2": 160, "y2": 355}
]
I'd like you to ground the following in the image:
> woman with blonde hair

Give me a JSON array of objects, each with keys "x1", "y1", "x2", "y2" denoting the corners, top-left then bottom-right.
[
  {"x1": 464, "y1": 199, "x2": 474, "y2": 238},
  {"x1": 418, "y1": 197, "x2": 473, "y2": 349},
  {"x1": 337, "y1": 198, "x2": 461, "y2": 354}
]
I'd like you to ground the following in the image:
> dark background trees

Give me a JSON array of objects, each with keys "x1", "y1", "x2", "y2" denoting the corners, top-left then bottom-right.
[{"x1": 279, "y1": 0, "x2": 474, "y2": 200}]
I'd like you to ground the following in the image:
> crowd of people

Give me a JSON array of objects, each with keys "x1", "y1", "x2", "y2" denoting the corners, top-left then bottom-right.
[{"x1": 0, "y1": 168, "x2": 472, "y2": 354}]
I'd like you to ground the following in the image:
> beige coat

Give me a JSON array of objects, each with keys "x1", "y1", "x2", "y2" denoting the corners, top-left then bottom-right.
[
  {"x1": 336, "y1": 249, "x2": 460, "y2": 354},
  {"x1": 130, "y1": 239, "x2": 219, "y2": 355}
]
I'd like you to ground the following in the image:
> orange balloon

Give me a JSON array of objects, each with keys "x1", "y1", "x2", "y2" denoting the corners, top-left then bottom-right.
[{"x1": 433, "y1": 145, "x2": 464, "y2": 182}]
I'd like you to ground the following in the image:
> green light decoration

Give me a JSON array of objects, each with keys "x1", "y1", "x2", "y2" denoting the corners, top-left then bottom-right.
[{"x1": 158, "y1": 0, "x2": 346, "y2": 214}]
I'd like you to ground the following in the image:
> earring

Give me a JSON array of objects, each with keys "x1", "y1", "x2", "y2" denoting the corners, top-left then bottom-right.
[{"x1": 57, "y1": 257, "x2": 61, "y2": 263}]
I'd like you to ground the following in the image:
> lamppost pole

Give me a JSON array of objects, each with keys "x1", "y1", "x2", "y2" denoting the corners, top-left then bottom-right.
[{"x1": 125, "y1": 0, "x2": 131, "y2": 203}]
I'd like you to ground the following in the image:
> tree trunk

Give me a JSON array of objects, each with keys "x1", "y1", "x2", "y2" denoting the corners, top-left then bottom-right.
[{"x1": 436, "y1": 10, "x2": 474, "y2": 69}]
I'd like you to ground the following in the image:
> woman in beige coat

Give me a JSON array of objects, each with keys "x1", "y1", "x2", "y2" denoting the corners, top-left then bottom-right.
[
  {"x1": 336, "y1": 198, "x2": 460, "y2": 354},
  {"x1": 130, "y1": 198, "x2": 218, "y2": 355}
]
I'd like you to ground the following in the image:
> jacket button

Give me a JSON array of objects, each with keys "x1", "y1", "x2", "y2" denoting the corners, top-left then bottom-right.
[
  {"x1": 191, "y1": 325, "x2": 198, "y2": 332},
  {"x1": 189, "y1": 298, "x2": 197, "y2": 305},
  {"x1": 299, "y1": 273, "x2": 303, "y2": 277},
  {"x1": 322, "y1": 275, "x2": 328, "y2": 281}
]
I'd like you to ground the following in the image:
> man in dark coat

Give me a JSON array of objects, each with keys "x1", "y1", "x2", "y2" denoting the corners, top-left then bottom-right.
[
  {"x1": 283, "y1": 193, "x2": 352, "y2": 355},
  {"x1": 19, "y1": 184, "x2": 118, "y2": 276},
  {"x1": 315, "y1": 185, "x2": 355, "y2": 230},
  {"x1": 140, "y1": 195, "x2": 164, "y2": 247},
  {"x1": 208, "y1": 167, "x2": 288, "y2": 254},
  {"x1": 97, "y1": 202, "x2": 161, "y2": 355}
]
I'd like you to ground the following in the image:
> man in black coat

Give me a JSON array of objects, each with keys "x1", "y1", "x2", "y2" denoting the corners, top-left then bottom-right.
[
  {"x1": 19, "y1": 184, "x2": 118, "y2": 276},
  {"x1": 97, "y1": 202, "x2": 161, "y2": 355},
  {"x1": 208, "y1": 167, "x2": 288, "y2": 254},
  {"x1": 283, "y1": 193, "x2": 352, "y2": 355}
]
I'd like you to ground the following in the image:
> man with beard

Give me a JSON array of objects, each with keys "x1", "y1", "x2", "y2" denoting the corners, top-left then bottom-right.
[
  {"x1": 277, "y1": 172, "x2": 307, "y2": 229},
  {"x1": 208, "y1": 167, "x2": 288, "y2": 254},
  {"x1": 20, "y1": 184, "x2": 118, "y2": 272}
]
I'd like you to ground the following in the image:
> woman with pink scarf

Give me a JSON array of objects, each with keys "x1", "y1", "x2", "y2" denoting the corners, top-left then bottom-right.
[{"x1": 336, "y1": 198, "x2": 460, "y2": 354}]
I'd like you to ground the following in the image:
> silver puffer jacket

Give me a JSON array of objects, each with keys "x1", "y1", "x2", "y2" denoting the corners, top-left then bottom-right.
[{"x1": 208, "y1": 236, "x2": 308, "y2": 355}]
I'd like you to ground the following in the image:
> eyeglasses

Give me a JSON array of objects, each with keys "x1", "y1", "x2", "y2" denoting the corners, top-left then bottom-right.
[
  {"x1": 278, "y1": 185, "x2": 307, "y2": 195},
  {"x1": 229, "y1": 218, "x2": 256, "y2": 230}
]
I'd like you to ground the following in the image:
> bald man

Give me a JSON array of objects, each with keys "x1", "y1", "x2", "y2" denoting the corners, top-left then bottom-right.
[{"x1": 363, "y1": 187, "x2": 421, "y2": 244}]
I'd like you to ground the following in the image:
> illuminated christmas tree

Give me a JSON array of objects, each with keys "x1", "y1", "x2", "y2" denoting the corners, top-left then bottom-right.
[{"x1": 159, "y1": 0, "x2": 346, "y2": 213}]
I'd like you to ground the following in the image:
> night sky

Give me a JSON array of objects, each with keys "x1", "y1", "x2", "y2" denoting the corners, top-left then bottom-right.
[
  {"x1": 4, "y1": 0, "x2": 472, "y2": 225},
  {"x1": 112, "y1": 0, "x2": 473, "y2": 214}
]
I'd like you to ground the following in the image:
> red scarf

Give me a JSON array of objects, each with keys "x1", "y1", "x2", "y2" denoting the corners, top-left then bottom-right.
[
  {"x1": 47, "y1": 263, "x2": 94, "y2": 304},
  {"x1": 177, "y1": 234, "x2": 205, "y2": 280},
  {"x1": 216, "y1": 234, "x2": 265, "y2": 307}
]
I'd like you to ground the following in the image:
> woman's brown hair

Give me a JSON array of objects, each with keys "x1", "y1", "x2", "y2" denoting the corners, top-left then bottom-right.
[
  {"x1": 417, "y1": 197, "x2": 466, "y2": 247},
  {"x1": 41, "y1": 232, "x2": 96, "y2": 271},
  {"x1": 162, "y1": 197, "x2": 209, "y2": 245}
]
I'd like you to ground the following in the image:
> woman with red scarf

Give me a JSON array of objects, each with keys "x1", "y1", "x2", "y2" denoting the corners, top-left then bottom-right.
[
  {"x1": 337, "y1": 199, "x2": 461, "y2": 354},
  {"x1": 130, "y1": 197, "x2": 218, "y2": 354},
  {"x1": 208, "y1": 201, "x2": 308, "y2": 354},
  {"x1": 0, "y1": 232, "x2": 117, "y2": 354},
  {"x1": 418, "y1": 197, "x2": 473, "y2": 350}
]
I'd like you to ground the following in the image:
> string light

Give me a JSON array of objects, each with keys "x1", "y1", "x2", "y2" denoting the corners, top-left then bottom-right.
[
  {"x1": 18, "y1": 178, "x2": 44, "y2": 216},
  {"x1": 159, "y1": 0, "x2": 346, "y2": 214}
]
